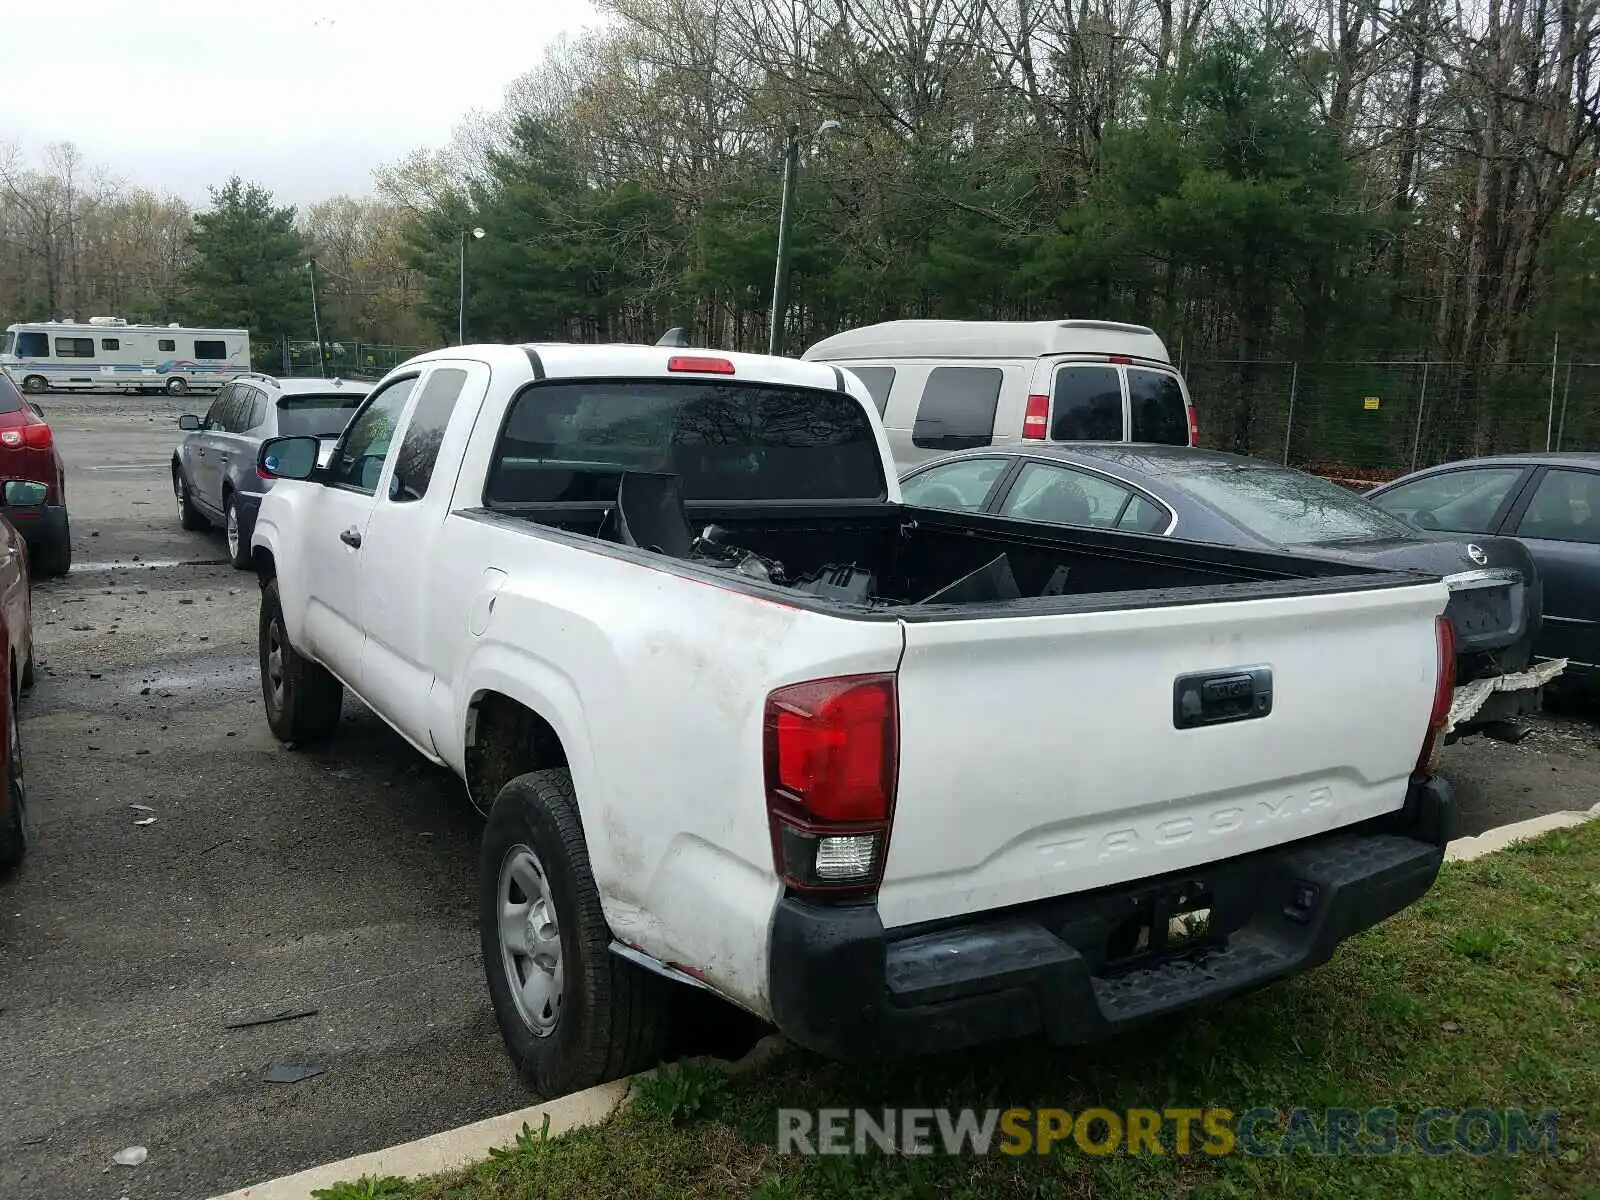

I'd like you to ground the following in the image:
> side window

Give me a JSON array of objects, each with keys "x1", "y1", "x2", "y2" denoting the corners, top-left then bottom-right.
[
  {"x1": 204, "y1": 385, "x2": 234, "y2": 430},
  {"x1": 1513, "y1": 469, "x2": 1600, "y2": 545},
  {"x1": 245, "y1": 387, "x2": 268, "y2": 431},
  {"x1": 912, "y1": 366, "x2": 1003, "y2": 450},
  {"x1": 846, "y1": 366, "x2": 896, "y2": 416},
  {"x1": 17, "y1": 332, "x2": 49, "y2": 357},
  {"x1": 1118, "y1": 493, "x2": 1170, "y2": 534},
  {"x1": 1368, "y1": 467, "x2": 1526, "y2": 534},
  {"x1": 999, "y1": 461, "x2": 1150, "y2": 530},
  {"x1": 1127, "y1": 368, "x2": 1189, "y2": 445},
  {"x1": 327, "y1": 377, "x2": 419, "y2": 494},
  {"x1": 389, "y1": 368, "x2": 468, "y2": 502},
  {"x1": 899, "y1": 457, "x2": 1010, "y2": 513},
  {"x1": 101, "y1": 338, "x2": 120, "y2": 351},
  {"x1": 159, "y1": 338, "x2": 176, "y2": 352},
  {"x1": 194, "y1": 340, "x2": 227, "y2": 360},
  {"x1": 1050, "y1": 365, "x2": 1123, "y2": 441},
  {"x1": 55, "y1": 337, "x2": 94, "y2": 358}
]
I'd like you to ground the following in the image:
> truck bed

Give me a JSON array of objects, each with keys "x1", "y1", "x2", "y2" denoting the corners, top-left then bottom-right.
[{"x1": 467, "y1": 492, "x2": 1432, "y2": 618}]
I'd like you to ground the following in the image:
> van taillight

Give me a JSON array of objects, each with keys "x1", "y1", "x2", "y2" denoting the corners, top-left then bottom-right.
[
  {"x1": 1022, "y1": 394, "x2": 1049, "y2": 440},
  {"x1": 764, "y1": 673, "x2": 898, "y2": 897},
  {"x1": 1414, "y1": 616, "x2": 1456, "y2": 780},
  {"x1": 1187, "y1": 405, "x2": 1200, "y2": 446}
]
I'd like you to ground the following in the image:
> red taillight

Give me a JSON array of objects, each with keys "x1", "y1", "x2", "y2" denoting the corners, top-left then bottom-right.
[
  {"x1": 1414, "y1": 616, "x2": 1456, "y2": 780},
  {"x1": 1188, "y1": 405, "x2": 1200, "y2": 446},
  {"x1": 1109, "y1": 354, "x2": 1132, "y2": 364},
  {"x1": 23, "y1": 422, "x2": 51, "y2": 449},
  {"x1": 764, "y1": 673, "x2": 898, "y2": 896},
  {"x1": 0, "y1": 431, "x2": 19, "y2": 448},
  {"x1": 667, "y1": 355, "x2": 735, "y2": 375},
  {"x1": 1022, "y1": 394, "x2": 1049, "y2": 440}
]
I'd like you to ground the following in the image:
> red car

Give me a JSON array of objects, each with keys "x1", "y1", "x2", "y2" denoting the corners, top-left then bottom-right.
[
  {"x1": 0, "y1": 372, "x2": 70, "y2": 576},
  {"x1": 0, "y1": 501, "x2": 35, "y2": 871}
]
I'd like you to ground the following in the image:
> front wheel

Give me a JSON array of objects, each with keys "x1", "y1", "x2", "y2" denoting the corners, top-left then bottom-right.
[
  {"x1": 259, "y1": 578, "x2": 343, "y2": 743},
  {"x1": 480, "y1": 769, "x2": 671, "y2": 1097},
  {"x1": 21, "y1": 376, "x2": 47, "y2": 395},
  {"x1": 0, "y1": 695, "x2": 29, "y2": 872},
  {"x1": 176, "y1": 469, "x2": 207, "y2": 531}
]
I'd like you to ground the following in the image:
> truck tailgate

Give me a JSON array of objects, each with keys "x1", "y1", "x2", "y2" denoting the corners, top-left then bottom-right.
[{"x1": 879, "y1": 580, "x2": 1447, "y2": 929}]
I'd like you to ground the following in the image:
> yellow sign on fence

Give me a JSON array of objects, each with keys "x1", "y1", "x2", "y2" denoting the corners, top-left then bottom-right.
[{"x1": 1363, "y1": 396, "x2": 1381, "y2": 410}]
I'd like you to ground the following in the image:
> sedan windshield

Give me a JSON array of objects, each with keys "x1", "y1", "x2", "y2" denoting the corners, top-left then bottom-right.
[
  {"x1": 1178, "y1": 464, "x2": 1420, "y2": 545},
  {"x1": 276, "y1": 394, "x2": 364, "y2": 438}
]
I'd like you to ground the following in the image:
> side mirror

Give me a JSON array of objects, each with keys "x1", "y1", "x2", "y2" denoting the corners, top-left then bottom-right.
[
  {"x1": 258, "y1": 436, "x2": 321, "y2": 482},
  {"x1": 178, "y1": 414, "x2": 201, "y2": 431},
  {"x1": 3, "y1": 480, "x2": 49, "y2": 507}
]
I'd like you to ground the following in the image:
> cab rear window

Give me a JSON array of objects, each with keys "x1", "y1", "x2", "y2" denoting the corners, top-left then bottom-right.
[{"x1": 485, "y1": 379, "x2": 887, "y2": 505}]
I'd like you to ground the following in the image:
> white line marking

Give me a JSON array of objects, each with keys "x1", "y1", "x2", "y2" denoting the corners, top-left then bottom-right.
[{"x1": 84, "y1": 463, "x2": 169, "y2": 471}]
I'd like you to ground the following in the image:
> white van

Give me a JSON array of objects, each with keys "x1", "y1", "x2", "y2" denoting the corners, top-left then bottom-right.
[
  {"x1": 801, "y1": 318, "x2": 1199, "y2": 470},
  {"x1": 1, "y1": 318, "x2": 250, "y2": 396}
]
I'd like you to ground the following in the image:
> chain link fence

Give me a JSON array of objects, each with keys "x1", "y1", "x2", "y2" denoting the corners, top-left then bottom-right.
[
  {"x1": 270, "y1": 338, "x2": 430, "y2": 380},
  {"x1": 1185, "y1": 358, "x2": 1600, "y2": 484}
]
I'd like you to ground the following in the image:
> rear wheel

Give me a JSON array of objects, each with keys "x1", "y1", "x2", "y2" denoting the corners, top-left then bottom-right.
[
  {"x1": 165, "y1": 376, "x2": 189, "y2": 396},
  {"x1": 259, "y1": 578, "x2": 343, "y2": 743},
  {"x1": 481, "y1": 769, "x2": 671, "y2": 1097},
  {"x1": 175, "y1": 469, "x2": 207, "y2": 531},
  {"x1": 224, "y1": 493, "x2": 251, "y2": 569},
  {"x1": 0, "y1": 694, "x2": 29, "y2": 872}
]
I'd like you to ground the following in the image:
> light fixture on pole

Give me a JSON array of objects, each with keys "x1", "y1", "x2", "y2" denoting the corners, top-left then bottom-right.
[
  {"x1": 768, "y1": 120, "x2": 841, "y2": 357},
  {"x1": 459, "y1": 226, "x2": 485, "y2": 345}
]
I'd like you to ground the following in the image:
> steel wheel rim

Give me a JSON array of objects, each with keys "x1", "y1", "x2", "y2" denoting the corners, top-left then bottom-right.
[
  {"x1": 226, "y1": 504, "x2": 240, "y2": 559},
  {"x1": 497, "y1": 844, "x2": 563, "y2": 1037},
  {"x1": 265, "y1": 620, "x2": 285, "y2": 715},
  {"x1": 176, "y1": 478, "x2": 187, "y2": 518}
]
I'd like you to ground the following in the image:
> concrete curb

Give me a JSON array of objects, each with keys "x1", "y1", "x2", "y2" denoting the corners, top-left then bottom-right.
[
  {"x1": 206, "y1": 1034, "x2": 789, "y2": 1200},
  {"x1": 212, "y1": 806, "x2": 1600, "y2": 1200},
  {"x1": 1444, "y1": 801, "x2": 1600, "y2": 862}
]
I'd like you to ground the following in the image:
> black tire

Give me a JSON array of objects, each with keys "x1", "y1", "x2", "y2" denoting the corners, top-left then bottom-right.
[
  {"x1": 259, "y1": 578, "x2": 343, "y2": 743},
  {"x1": 0, "y1": 692, "x2": 29, "y2": 872},
  {"x1": 32, "y1": 520, "x2": 70, "y2": 578},
  {"x1": 20, "y1": 642, "x2": 34, "y2": 692},
  {"x1": 176, "y1": 467, "x2": 207, "y2": 531},
  {"x1": 165, "y1": 376, "x2": 189, "y2": 396},
  {"x1": 224, "y1": 492, "x2": 251, "y2": 570},
  {"x1": 480, "y1": 769, "x2": 671, "y2": 1098},
  {"x1": 20, "y1": 375, "x2": 46, "y2": 395}
]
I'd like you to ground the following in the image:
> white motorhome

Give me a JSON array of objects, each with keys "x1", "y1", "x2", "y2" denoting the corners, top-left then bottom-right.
[
  {"x1": 801, "y1": 318, "x2": 1199, "y2": 470},
  {"x1": 1, "y1": 318, "x2": 250, "y2": 396}
]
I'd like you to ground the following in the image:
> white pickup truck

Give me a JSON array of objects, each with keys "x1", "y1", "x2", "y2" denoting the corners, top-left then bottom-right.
[{"x1": 249, "y1": 343, "x2": 1460, "y2": 1099}]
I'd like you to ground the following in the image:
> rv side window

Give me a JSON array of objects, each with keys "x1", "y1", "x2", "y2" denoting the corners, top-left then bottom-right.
[
  {"x1": 159, "y1": 339, "x2": 176, "y2": 352},
  {"x1": 56, "y1": 337, "x2": 95, "y2": 358},
  {"x1": 194, "y1": 340, "x2": 227, "y2": 360},
  {"x1": 1127, "y1": 368, "x2": 1189, "y2": 445},
  {"x1": 1050, "y1": 365, "x2": 1122, "y2": 441},
  {"x1": 101, "y1": 338, "x2": 120, "y2": 351},
  {"x1": 912, "y1": 366, "x2": 1003, "y2": 451},
  {"x1": 846, "y1": 366, "x2": 895, "y2": 416},
  {"x1": 17, "y1": 332, "x2": 49, "y2": 357}
]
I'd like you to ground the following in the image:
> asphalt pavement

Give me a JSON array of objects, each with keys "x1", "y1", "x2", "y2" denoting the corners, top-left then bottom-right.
[{"x1": 1, "y1": 391, "x2": 1597, "y2": 1200}]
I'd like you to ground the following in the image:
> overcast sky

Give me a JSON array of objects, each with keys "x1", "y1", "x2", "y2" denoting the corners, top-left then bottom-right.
[{"x1": 0, "y1": 0, "x2": 601, "y2": 208}]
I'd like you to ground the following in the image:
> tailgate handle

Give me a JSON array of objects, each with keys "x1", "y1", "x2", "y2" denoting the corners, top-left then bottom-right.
[{"x1": 1174, "y1": 667, "x2": 1272, "y2": 729}]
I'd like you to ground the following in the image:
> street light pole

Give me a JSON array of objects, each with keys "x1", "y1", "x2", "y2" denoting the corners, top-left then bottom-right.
[
  {"x1": 767, "y1": 120, "x2": 840, "y2": 358},
  {"x1": 306, "y1": 258, "x2": 325, "y2": 374},
  {"x1": 459, "y1": 226, "x2": 485, "y2": 345}
]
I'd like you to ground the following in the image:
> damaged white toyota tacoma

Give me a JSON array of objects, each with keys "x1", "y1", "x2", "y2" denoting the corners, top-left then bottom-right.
[{"x1": 249, "y1": 342, "x2": 1462, "y2": 1098}]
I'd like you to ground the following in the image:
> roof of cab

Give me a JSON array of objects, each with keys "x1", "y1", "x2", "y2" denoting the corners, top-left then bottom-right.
[
  {"x1": 800, "y1": 319, "x2": 1172, "y2": 364},
  {"x1": 397, "y1": 342, "x2": 860, "y2": 395}
]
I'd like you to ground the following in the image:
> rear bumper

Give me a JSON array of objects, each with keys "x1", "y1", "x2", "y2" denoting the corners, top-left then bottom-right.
[{"x1": 768, "y1": 776, "x2": 1454, "y2": 1060}]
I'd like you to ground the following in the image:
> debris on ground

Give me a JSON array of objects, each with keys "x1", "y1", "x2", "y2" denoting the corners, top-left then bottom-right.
[
  {"x1": 226, "y1": 1006, "x2": 319, "y2": 1030},
  {"x1": 129, "y1": 804, "x2": 154, "y2": 813},
  {"x1": 264, "y1": 1062, "x2": 326, "y2": 1084},
  {"x1": 133, "y1": 817, "x2": 156, "y2": 827},
  {"x1": 112, "y1": 1147, "x2": 147, "y2": 1167}
]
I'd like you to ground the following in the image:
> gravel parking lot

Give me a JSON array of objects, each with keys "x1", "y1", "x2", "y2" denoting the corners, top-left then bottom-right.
[{"x1": 2, "y1": 392, "x2": 1597, "y2": 1200}]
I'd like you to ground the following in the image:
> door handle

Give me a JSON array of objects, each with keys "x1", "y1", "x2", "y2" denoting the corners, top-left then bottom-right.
[{"x1": 340, "y1": 528, "x2": 362, "y2": 548}]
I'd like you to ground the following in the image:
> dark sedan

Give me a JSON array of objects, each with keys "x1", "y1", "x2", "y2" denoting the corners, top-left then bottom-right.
[
  {"x1": 1365, "y1": 452, "x2": 1599, "y2": 680},
  {"x1": 172, "y1": 373, "x2": 371, "y2": 569},
  {"x1": 899, "y1": 443, "x2": 1557, "y2": 736}
]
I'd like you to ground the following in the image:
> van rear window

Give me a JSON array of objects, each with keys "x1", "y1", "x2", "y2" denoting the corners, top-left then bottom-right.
[
  {"x1": 1128, "y1": 368, "x2": 1189, "y2": 445},
  {"x1": 1050, "y1": 365, "x2": 1122, "y2": 440},
  {"x1": 485, "y1": 380, "x2": 887, "y2": 505}
]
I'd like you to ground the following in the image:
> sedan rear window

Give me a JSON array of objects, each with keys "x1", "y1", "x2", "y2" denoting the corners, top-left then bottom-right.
[
  {"x1": 486, "y1": 380, "x2": 887, "y2": 504},
  {"x1": 276, "y1": 394, "x2": 366, "y2": 438},
  {"x1": 1178, "y1": 465, "x2": 1419, "y2": 545},
  {"x1": 0, "y1": 373, "x2": 24, "y2": 414}
]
